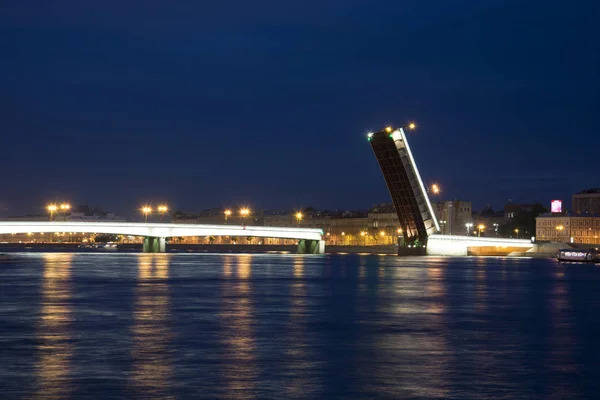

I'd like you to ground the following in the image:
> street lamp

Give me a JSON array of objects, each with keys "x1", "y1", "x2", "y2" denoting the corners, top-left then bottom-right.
[
  {"x1": 478, "y1": 224, "x2": 485, "y2": 237},
  {"x1": 224, "y1": 209, "x2": 232, "y2": 224},
  {"x1": 555, "y1": 225, "x2": 564, "y2": 240},
  {"x1": 431, "y1": 184, "x2": 440, "y2": 196},
  {"x1": 157, "y1": 205, "x2": 168, "y2": 222},
  {"x1": 295, "y1": 212, "x2": 303, "y2": 227},
  {"x1": 514, "y1": 228, "x2": 519, "y2": 238},
  {"x1": 60, "y1": 203, "x2": 71, "y2": 221},
  {"x1": 47, "y1": 204, "x2": 58, "y2": 221},
  {"x1": 240, "y1": 208, "x2": 250, "y2": 226},
  {"x1": 465, "y1": 223, "x2": 473, "y2": 236},
  {"x1": 141, "y1": 206, "x2": 152, "y2": 223}
]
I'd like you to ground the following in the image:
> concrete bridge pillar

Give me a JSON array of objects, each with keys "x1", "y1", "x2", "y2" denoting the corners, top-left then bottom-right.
[
  {"x1": 297, "y1": 239, "x2": 325, "y2": 254},
  {"x1": 143, "y1": 237, "x2": 166, "y2": 253}
]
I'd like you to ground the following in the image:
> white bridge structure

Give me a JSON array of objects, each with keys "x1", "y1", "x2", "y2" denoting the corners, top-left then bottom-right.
[
  {"x1": 0, "y1": 221, "x2": 325, "y2": 253},
  {"x1": 427, "y1": 234, "x2": 535, "y2": 256}
]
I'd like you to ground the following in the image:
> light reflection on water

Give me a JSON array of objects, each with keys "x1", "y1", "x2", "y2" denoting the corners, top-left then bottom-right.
[
  {"x1": 0, "y1": 254, "x2": 598, "y2": 399},
  {"x1": 130, "y1": 254, "x2": 173, "y2": 399},
  {"x1": 219, "y1": 254, "x2": 257, "y2": 399},
  {"x1": 34, "y1": 253, "x2": 74, "y2": 400}
]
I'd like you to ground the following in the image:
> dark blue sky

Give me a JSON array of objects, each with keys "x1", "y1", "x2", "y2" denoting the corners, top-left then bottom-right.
[{"x1": 2, "y1": 0, "x2": 599, "y2": 217}]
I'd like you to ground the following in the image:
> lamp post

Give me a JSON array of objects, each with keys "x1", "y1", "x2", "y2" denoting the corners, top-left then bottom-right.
[
  {"x1": 465, "y1": 223, "x2": 473, "y2": 236},
  {"x1": 240, "y1": 208, "x2": 250, "y2": 227},
  {"x1": 60, "y1": 203, "x2": 71, "y2": 221},
  {"x1": 157, "y1": 205, "x2": 168, "y2": 222},
  {"x1": 141, "y1": 206, "x2": 152, "y2": 223},
  {"x1": 224, "y1": 209, "x2": 232, "y2": 224},
  {"x1": 47, "y1": 204, "x2": 58, "y2": 221},
  {"x1": 295, "y1": 212, "x2": 303, "y2": 227},
  {"x1": 514, "y1": 228, "x2": 519, "y2": 239},
  {"x1": 478, "y1": 224, "x2": 485, "y2": 237},
  {"x1": 555, "y1": 225, "x2": 564, "y2": 241}
]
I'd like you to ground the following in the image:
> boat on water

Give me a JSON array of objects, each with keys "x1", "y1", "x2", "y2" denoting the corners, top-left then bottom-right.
[{"x1": 557, "y1": 248, "x2": 600, "y2": 263}]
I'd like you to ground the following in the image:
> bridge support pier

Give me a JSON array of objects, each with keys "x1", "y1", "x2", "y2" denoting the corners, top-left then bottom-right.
[
  {"x1": 297, "y1": 239, "x2": 325, "y2": 254},
  {"x1": 143, "y1": 237, "x2": 166, "y2": 253}
]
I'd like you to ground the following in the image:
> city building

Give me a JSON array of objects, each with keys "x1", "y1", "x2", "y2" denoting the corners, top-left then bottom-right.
[
  {"x1": 432, "y1": 200, "x2": 472, "y2": 235},
  {"x1": 573, "y1": 188, "x2": 600, "y2": 216},
  {"x1": 536, "y1": 214, "x2": 600, "y2": 244}
]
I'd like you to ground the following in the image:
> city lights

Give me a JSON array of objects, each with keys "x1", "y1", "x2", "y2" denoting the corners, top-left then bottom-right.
[
  {"x1": 224, "y1": 209, "x2": 232, "y2": 224},
  {"x1": 240, "y1": 208, "x2": 250, "y2": 226},
  {"x1": 407, "y1": 122, "x2": 416, "y2": 130},
  {"x1": 47, "y1": 204, "x2": 58, "y2": 221},
  {"x1": 157, "y1": 204, "x2": 168, "y2": 221},
  {"x1": 141, "y1": 206, "x2": 152, "y2": 223},
  {"x1": 431, "y1": 184, "x2": 440, "y2": 195},
  {"x1": 478, "y1": 224, "x2": 485, "y2": 237},
  {"x1": 385, "y1": 126, "x2": 393, "y2": 133},
  {"x1": 295, "y1": 212, "x2": 303, "y2": 227}
]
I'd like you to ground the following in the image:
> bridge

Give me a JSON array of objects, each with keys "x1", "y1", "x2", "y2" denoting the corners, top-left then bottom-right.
[
  {"x1": 369, "y1": 126, "x2": 440, "y2": 248},
  {"x1": 427, "y1": 234, "x2": 535, "y2": 256},
  {"x1": 368, "y1": 125, "x2": 536, "y2": 256},
  {"x1": 0, "y1": 221, "x2": 325, "y2": 254}
]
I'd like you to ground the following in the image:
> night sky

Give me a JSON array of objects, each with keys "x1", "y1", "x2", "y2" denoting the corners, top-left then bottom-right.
[{"x1": 2, "y1": 1, "x2": 599, "y2": 217}]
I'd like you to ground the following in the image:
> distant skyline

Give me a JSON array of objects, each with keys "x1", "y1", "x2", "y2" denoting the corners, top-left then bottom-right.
[{"x1": 2, "y1": 1, "x2": 599, "y2": 216}]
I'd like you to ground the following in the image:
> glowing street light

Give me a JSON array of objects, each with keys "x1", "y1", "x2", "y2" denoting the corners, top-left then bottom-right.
[
  {"x1": 380, "y1": 230, "x2": 386, "y2": 237},
  {"x1": 431, "y1": 184, "x2": 440, "y2": 196},
  {"x1": 47, "y1": 204, "x2": 58, "y2": 221},
  {"x1": 397, "y1": 228, "x2": 402, "y2": 234},
  {"x1": 514, "y1": 228, "x2": 519, "y2": 238},
  {"x1": 224, "y1": 209, "x2": 232, "y2": 224},
  {"x1": 407, "y1": 122, "x2": 416, "y2": 130},
  {"x1": 141, "y1": 206, "x2": 152, "y2": 223},
  {"x1": 295, "y1": 212, "x2": 303, "y2": 227},
  {"x1": 58, "y1": 203, "x2": 71, "y2": 221},
  {"x1": 478, "y1": 224, "x2": 485, "y2": 237},
  {"x1": 465, "y1": 222, "x2": 473, "y2": 236},
  {"x1": 385, "y1": 126, "x2": 393, "y2": 133},
  {"x1": 240, "y1": 208, "x2": 250, "y2": 226},
  {"x1": 157, "y1": 204, "x2": 168, "y2": 221}
]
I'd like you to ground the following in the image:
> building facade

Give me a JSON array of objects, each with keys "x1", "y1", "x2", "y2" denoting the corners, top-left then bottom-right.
[
  {"x1": 432, "y1": 201, "x2": 472, "y2": 235},
  {"x1": 536, "y1": 215, "x2": 600, "y2": 244},
  {"x1": 573, "y1": 189, "x2": 600, "y2": 216}
]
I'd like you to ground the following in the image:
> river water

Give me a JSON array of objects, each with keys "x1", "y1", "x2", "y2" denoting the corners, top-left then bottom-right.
[{"x1": 0, "y1": 253, "x2": 599, "y2": 399}]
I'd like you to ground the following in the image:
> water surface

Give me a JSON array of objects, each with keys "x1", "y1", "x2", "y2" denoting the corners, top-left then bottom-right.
[{"x1": 0, "y1": 253, "x2": 599, "y2": 399}]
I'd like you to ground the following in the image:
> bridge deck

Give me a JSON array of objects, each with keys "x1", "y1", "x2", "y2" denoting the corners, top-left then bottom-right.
[{"x1": 0, "y1": 221, "x2": 323, "y2": 241}]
